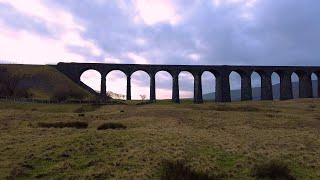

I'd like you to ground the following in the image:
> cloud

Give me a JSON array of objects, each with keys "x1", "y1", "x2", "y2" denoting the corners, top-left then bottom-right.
[
  {"x1": 0, "y1": 0, "x2": 102, "y2": 64},
  {"x1": 127, "y1": 52, "x2": 149, "y2": 64},
  {"x1": 188, "y1": 53, "x2": 201, "y2": 62},
  {"x1": 133, "y1": 0, "x2": 181, "y2": 25}
]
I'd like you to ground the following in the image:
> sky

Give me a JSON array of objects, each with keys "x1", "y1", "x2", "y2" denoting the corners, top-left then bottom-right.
[{"x1": 0, "y1": 0, "x2": 319, "y2": 99}]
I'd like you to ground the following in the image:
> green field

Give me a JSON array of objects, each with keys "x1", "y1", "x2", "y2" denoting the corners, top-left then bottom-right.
[{"x1": 1, "y1": 99, "x2": 320, "y2": 179}]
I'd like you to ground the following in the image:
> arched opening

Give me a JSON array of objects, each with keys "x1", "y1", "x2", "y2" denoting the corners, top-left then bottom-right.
[
  {"x1": 251, "y1": 71, "x2": 261, "y2": 100},
  {"x1": 201, "y1": 71, "x2": 215, "y2": 101},
  {"x1": 311, "y1": 73, "x2": 318, "y2": 97},
  {"x1": 178, "y1": 71, "x2": 194, "y2": 102},
  {"x1": 155, "y1": 71, "x2": 172, "y2": 100},
  {"x1": 271, "y1": 72, "x2": 280, "y2": 99},
  {"x1": 131, "y1": 70, "x2": 150, "y2": 100},
  {"x1": 80, "y1": 69, "x2": 101, "y2": 93},
  {"x1": 229, "y1": 71, "x2": 241, "y2": 101},
  {"x1": 291, "y1": 72, "x2": 299, "y2": 98},
  {"x1": 106, "y1": 70, "x2": 126, "y2": 100}
]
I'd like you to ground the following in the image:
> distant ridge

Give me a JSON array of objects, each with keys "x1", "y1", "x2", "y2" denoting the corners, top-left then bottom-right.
[{"x1": 203, "y1": 80, "x2": 318, "y2": 101}]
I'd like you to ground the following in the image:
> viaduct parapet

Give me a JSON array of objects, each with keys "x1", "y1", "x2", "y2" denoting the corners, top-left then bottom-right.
[{"x1": 55, "y1": 62, "x2": 320, "y2": 103}]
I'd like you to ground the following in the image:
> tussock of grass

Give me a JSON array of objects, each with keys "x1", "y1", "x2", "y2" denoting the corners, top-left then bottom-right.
[
  {"x1": 161, "y1": 160, "x2": 221, "y2": 180},
  {"x1": 97, "y1": 122, "x2": 127, "y2": 130},
  {"x1": 78, "y1": 113, "x2": 85, "y2": 117},
  {"x1": 251, "y1": 160, "x2": 296, "y2": 180},
  {"x1": 213, "y1": 105, "x2": 260, "y2": 112},
  {"x1": 136, "y1": 101, "x2": 154, "y2": 106},
  {"x1": 38, "y1": 121, "x2": 88, "y2": 129},
  {"x1": 8, "y1": 163, "x2": 33, "y2": 179},
  {"x1": 73, "y1": 104, "x2": 102, "y2": 113}
]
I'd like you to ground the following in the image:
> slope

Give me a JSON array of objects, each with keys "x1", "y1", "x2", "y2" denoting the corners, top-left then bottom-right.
[{"x1": 0, "y1": 64, "x2": 93, "y2": 99}]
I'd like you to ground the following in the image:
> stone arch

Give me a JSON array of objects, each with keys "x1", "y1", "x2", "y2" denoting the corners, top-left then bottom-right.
[
  {"x1": 201, "y1": 71, "x2": 215, "y2": 101},
  {"x1": 131, "y1": 70, "x2": 150, "y2": 100},
  {"x1": 311, "y1": 73, "x2": 318, "y2": 97},
  {"x1": 155, "y1": 71, "x2": 172, "y2": 100},
  {"x1": 106, "y1": 70, "x2": 127, "y2": 100},
  {"x1": 178, "y1": 71, "x2": 194, "y2": 102},
  {"x1": 132, "y1": 69, "x2": 150, "y2": 77},
  {"x1": 291, "y1": 72, "x2": 299, "y2": 98},
  {"x1": 251, "y1": 71, "x2": 261, "y2": 100},
  {"x1": 229, "y1": 71, "x2": 241, "y2": 101},
  {"x1": 80, "y1": 69, "x2": 101, "y2": 93},
  {"x1": 271, "y1": 72, "x2": 280, "y2": 99}
]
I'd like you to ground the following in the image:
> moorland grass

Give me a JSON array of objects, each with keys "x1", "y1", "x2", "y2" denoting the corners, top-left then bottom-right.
[{"x1": 1, "y1": 99, "x2": 320, "y2": 179}]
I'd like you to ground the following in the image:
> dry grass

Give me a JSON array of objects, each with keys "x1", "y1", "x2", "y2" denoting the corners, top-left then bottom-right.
[{"x1": 0, "y1": 99, "x2": 320, "y2": 179}]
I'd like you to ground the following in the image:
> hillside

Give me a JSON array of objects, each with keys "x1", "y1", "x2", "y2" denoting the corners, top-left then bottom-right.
[
  {"x1": 0, "y1": 64, "x2": 93, "y2": 99},
  {"x1": 203, "y1": 80, "x2": 318, "y2": 101}
]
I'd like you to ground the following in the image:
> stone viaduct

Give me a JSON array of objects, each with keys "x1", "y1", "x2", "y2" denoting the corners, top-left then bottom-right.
[{"x1": 55, "y1": 62, "x2": 320, "y2": 103}]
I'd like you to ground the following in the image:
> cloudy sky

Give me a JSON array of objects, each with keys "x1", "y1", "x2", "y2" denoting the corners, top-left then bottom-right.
[{"x1": 0, "y1": 0, "x2": 319, "y2": 99}]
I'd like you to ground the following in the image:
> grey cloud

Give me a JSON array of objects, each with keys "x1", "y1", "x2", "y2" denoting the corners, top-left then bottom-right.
[{"x1": 0, "y1": 3, "x2": 51, "y2": 36}]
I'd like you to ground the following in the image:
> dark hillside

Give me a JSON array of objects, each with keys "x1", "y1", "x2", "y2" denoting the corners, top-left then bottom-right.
[{"x1": 0, "y1": 64, "x2": 93, "y2": 99}]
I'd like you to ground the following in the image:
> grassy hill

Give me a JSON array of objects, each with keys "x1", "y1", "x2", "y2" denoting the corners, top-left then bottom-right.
[
  {"x1": 204, "y1": 80, "x2": 318, "y2": 101},
  {"x1": 0, "y1": 64, "x2": 93, "y2": 99},
  {"x1": 1, "y1": 99, "x2": 320, "y2": 179}
]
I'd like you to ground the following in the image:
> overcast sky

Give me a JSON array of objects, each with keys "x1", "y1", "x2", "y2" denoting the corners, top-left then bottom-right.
[{"x1": 0, "y1": 0, "x2": 319, "y2": 99}]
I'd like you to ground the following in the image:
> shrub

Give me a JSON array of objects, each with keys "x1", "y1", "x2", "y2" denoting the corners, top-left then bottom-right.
[
  {"x1": 251, "y1": 160, "x2": 296, "y2": 180},
  {"x1": 13, "y1": 88, "x2": 33, "y2": 98},
  {"x1": 50, "y1": 89, "x2": 69, "y2": 102},
  {"x1": 0, "y1": 67, "x2": 32, "y2": 98},
  {"x1": 97, "y1": 122, "x2": 127, "y2": 130},
  {"x1": 38, "y1": 121, "x2": 88, "y2": 129},
  {"x1": 50, "y1": 88, "x2": 87, "y2": 102},
  {"x1": 161, "y1": 160, "x2": 221, "y2": 180}
]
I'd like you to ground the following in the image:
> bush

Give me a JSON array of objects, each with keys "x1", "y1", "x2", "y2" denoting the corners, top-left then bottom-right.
[
  {"x1": 0, "y1": 67, "x2": 32, "y2": 98},
  {"x1": 13, "y1": 88, "x2": 33, "y2": 98},
  {"x1": 161, "y1": 160, "x2": 221, "y2": 180},
  {"x1": 251, "y1": 160, "x2": 296, "y2": 180},
  {"x1": 97, "y1": 122, "x2": 127, "y2": 130},
  {"x1": 50, "y1": 88, "x2": 87, "y2": 102},
  {"x1": 38, "y1": 121, "x2": 88, "y2": 129},
  {"x1": 50, "y1": 89, "x2": 69, "y2": 102}
]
